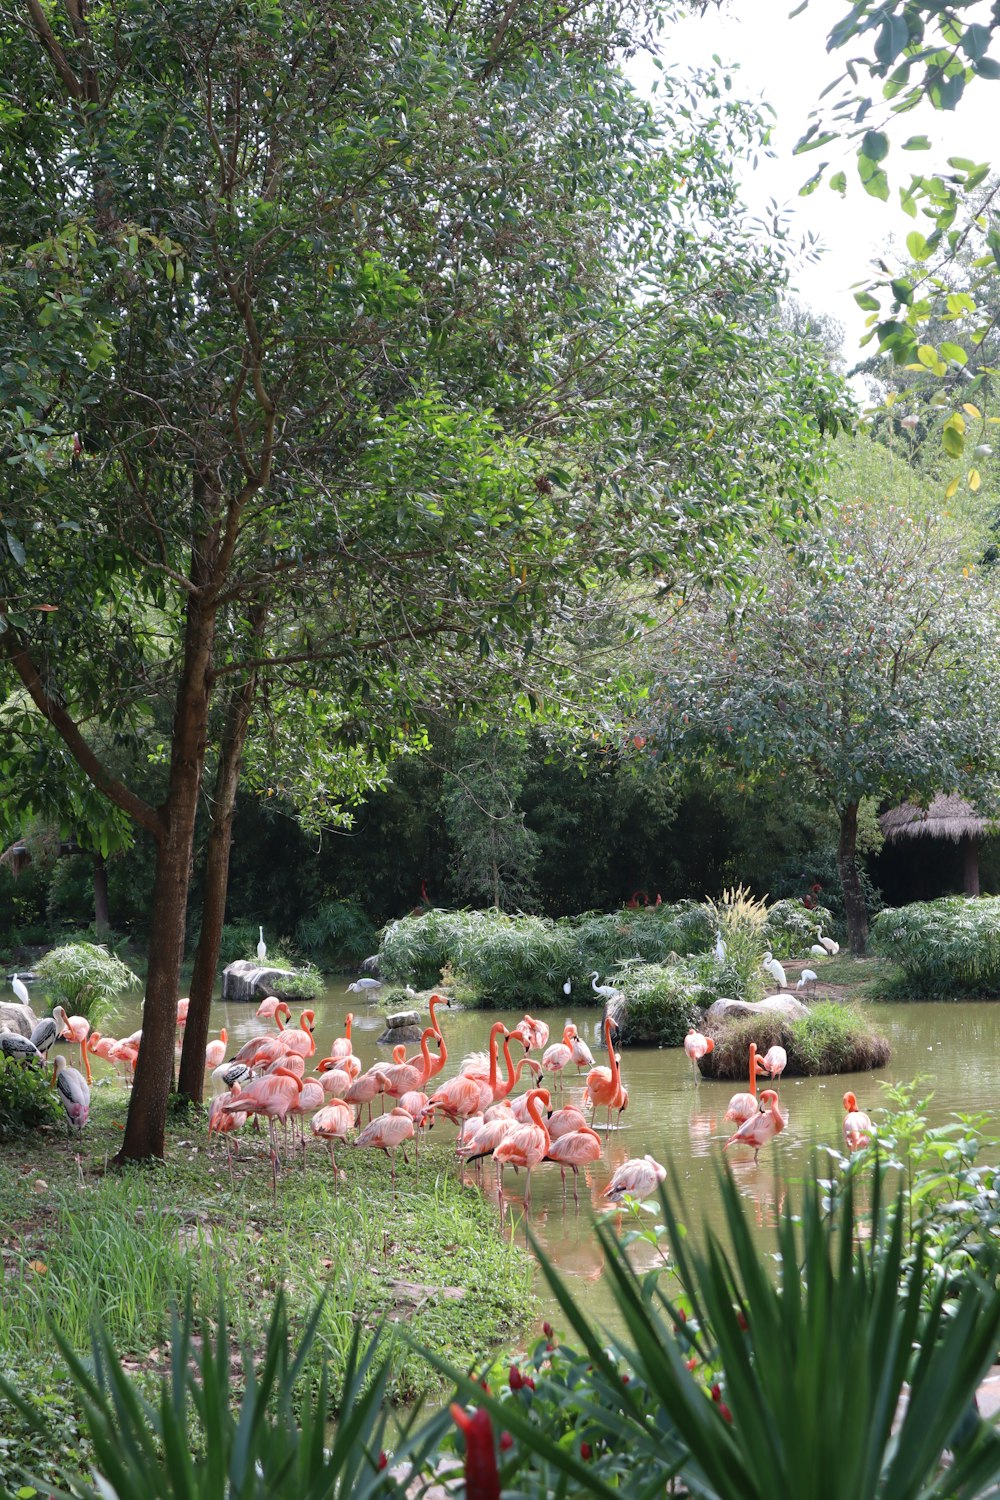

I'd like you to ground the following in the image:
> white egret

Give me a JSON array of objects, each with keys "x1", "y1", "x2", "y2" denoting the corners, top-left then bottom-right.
[
  {"x1": 796, "y1": 968, "x2": 818, "y2": 993},
  {"x1": 762, "y1": 951, "x2": 787, "y2": 990},
  {"x1": 713, "y1": 930, "x2": 726, "y2": 963},
  {"x1": 590, "y1": 972, "x2": 618, "y2": 1001},
  {"x1": 257, "y1": 927, "x2": 267, "y2": 962},
  {"x1": 816, "y1": 928, "x2": 839, "y2": 956},
  {"x1": 562, "y1": 978, "x2": 572, "y2": 995},
  {"x1": 11, "y1": 973, "x2": 30, "y2": 1005}
]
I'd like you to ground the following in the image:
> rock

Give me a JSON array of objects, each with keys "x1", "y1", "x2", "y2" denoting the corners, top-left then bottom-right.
[
  {"x1": 221, "y1": 961, "x2": 310, "y2": 1004},
  {"x1": 377, "y1": 1008, "x2": 424, "y2": 1045},
  {"x1": 385, "y1": 1009, "x2": 421, "y2": 1030},
  {"x1": 0, "y1": 1001, "x2": 37, "y2": 1037},
  {"x1": 703, "y1": 994, "x2": 809, "y2": 1027}
]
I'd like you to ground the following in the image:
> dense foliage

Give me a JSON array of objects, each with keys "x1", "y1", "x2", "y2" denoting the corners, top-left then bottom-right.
[
  {"x1": 612, "y1": 963, "x2": 702, "y2": 1045},
  {"x1": 700, "y1": 1003, "x2": 891, "y2": 1079},
  {"x1": 34, "y1": 942, "x2": 138, "y2": 1024},
  {"x1": 872, "y1": 896, "x2": 1000, "y2": 995},
  {"x1": 0, "y1": 1057, "x2": 57, "y2": 1142}
]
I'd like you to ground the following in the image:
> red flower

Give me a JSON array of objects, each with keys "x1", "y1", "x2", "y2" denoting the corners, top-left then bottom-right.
[
  {"x1": 450, "y1": 1405, "x2": 501, "y2": 1500},
  {"x1": 580, "y1": 1442, "x2": 592, "y2": 1461},
  {"x1": 508, "y1": 1365, "x2": 523, "y2": 1391},
  {"x1": 685, "y1": 1357, "x2": 698, "y2": 1371},
  {"x1": 377, "y1": 1451, "x2": 388, "y2": 1471},
  {"x1": 711, "y1": 1384, "x2": 722, "y2": 1403},
  {"x1": 542, "y1": 1321, "x2": 554, "y2": 1339},
  {"x1": 500, "y1": 1431, "x2": 513, "y2": 1452},
  {"x1": 737, "y1": 1311, "x2": 748, "y2": 1331},
  {"x1": 523, "y1": 1376, "x2": 535, "y2": 1390},
  {"x1": 719, "y1": 1402, "x2": 733, "y2": 1423}
]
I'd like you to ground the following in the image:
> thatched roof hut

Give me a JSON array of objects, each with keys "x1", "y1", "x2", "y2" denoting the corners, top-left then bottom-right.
[{"x1": 879, "y1": 794, "x2": 995, "y2": 896}]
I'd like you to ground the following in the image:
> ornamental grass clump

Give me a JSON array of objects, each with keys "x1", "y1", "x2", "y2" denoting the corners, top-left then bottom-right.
[
  {"x1": 872, "y1": 897, "x2": 1000, "y2": 995},
  {"x1": 34, "y1": 942, "x2": 138, "y2": 1026},
  {"x1": 452, "y1": 912, "x2": 579, "y2": 1008},
  {"x1": 702, "y1": 885, "x2": 769, "y2": 1004},
  {"x1": 698, "y1": 1002, "x2": 890, "y2": 1079}
]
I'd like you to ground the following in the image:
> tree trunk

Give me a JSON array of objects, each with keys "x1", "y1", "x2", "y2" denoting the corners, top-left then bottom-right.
[
  {"x1": 961, "y1": 835, "x2": 981, "y2": 897},
  {"x1": 837, "y1": 800, "x2": 868, "y2": 956},
  {"x1": 93, "y1": 854, "x2": 111, "y2": 939},
  {"x1": 177, "y1": 608, "x2": 266, "y2": 1105},
  {"x1": 115, "y1": 587, "x2": 216, "y2": 1163}
]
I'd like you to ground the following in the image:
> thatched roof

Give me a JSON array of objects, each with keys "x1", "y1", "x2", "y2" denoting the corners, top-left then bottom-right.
[{"x1": 879, "y1": 793, "x2": 994, "y2": 845}]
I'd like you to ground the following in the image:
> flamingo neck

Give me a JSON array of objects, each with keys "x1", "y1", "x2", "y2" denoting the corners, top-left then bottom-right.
[
  {"x1": 524, "y1": 1090, "x2": 551, "y2": 1144},
  {"x1": 345, "y1": 1013, "x2": 353, "y2": 1042},
  {"x1": 487, "y1": 1023, "x2": 504, "y2": 1089},
  {"x1": 604, "y1": 1019, "x2": 620, "y2": 1087},
  {"x1": 513, "y1": 1058, "x2": 541, "y2": 1084},
  {"x1": 748, "y1": 1044, "x2": 758, "y2": 1097},
  {"x1": 497, "y1": 1031, "x2": 517, "y2": 1095},
  {"x1": 275, "y1": 1007, "x2": 286, "y2": 1031}
]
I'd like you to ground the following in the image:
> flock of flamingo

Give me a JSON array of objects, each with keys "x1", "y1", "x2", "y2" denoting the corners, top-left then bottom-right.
[{"x1": 3, "y1": 984, "x2": 875, "y2": 1200}]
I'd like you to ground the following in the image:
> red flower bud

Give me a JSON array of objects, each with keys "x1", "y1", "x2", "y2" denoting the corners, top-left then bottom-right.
[
  {"x1": 542, "y1": 1321, "x2": 554, "y2": 1339},
  {"x1": 377, "y1": 1451, "x2": 388, "y2": 1471},
  {"x1": 622, "y1": 1374, "x2": 630, "y2": 1384},
  {"x1": 719, "y1": 1402, "x2": 733, "y2": 1423},
  {"x1": 500, "y1": 1431, "x2": 513, "y2": 1452},
  {"x1": 711, "y1": 1383, "x2": 722, "y2": 1403},
  {"x1": 580, "y1": 1442, "x2": 592, "y2": 1461},
  {"x1": 508, "y1": 1365, "x2": 523, "y2": 1391},
  {"x1": 524, "y1": 1376, "x2": 535, "y2": 1390},
  {"x1": 545, "y1": 1341, "x2": 555, "y2": 1352},
  {"x1": 685, "y1": 1357, "x2": 698, "y2": 1371},
  {"x1": 676, "y1": 1308, "x2": 686, "y2": 1323},
  {"x1": 737, "y1": 1311, "x2": 748, "y2": 1331}
]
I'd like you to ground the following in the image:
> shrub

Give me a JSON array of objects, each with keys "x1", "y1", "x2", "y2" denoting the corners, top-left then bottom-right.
[
  {"x1": 613, "y1": 964, "x2": 702, "y2": 1046},
  {"x1": 216, "y1": 921, "x2": 263, "y2": 968},
  {"x1": 295, "y1": 899, "x2": 377, "y2": 970},
  {"x1": 761, "y1": 898, "x2": 835, "y2": 959},
  {"x1": 452, "y1": 912, "x2": 578, "y2": 1009},
  {"x1": 0, "y1": 1057, "x2": 58, "y2": 1141},
  {"x1": 702, "y1": 885, "x2": 769, "y2": 1004},
  {"x1": 699, "y1": 1001, "x2": 890, "y2": 1078},
  {"x1": 871, "y1": 897, "x2": 1000, "y2": 995},
  {"x1": 379, "y1": 907, "x2": 470, "y2": 987},
  {"x1": 34, "y1": 943, "x2": 139, "y2": 1025}
]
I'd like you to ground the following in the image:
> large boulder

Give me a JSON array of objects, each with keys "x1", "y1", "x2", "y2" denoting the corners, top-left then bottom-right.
[
  {"x1": 702, "y1": 993, "x2": 809, "y2": 1027},
  {"x1": 377, "y1": 1009, "x2": 423, "y2": 1045},
  {"x1": 0, "y1": 1000, "x2": 37, "y2": 1037},
  {"x1": 221, "y1": 961, "x2": 311, "y2": 1004}
]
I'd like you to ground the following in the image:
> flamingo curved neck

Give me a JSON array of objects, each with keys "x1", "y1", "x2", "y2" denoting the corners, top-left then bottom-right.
[
  {"x1": 748, "y1": 1044, "x2": 758, "y2": 1097},
  {"x1": 525, "y1": 1091, "x2": 551, "y2": 1140},
  {"x1": 486, "y1": 1022, "x2": 505, "y2": 1090}
]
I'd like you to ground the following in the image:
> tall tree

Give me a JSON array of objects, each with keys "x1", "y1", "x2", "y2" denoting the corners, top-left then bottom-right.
[
  {"x1": 0, "y1": 0, "x2": 845, "y2": 1157},
  {"x1": 638, "y1": 489, "x2": 1000, "y2": 952}
]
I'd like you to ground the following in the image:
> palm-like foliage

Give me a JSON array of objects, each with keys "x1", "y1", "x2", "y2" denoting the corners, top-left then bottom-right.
[
  {"x1": 0, "y1": 1294, "x2": 435, "y2": 1500},
  {"x1": 35, "y1": 941, "x2": 138, "y2": 1024},
  {"x1": 872, "y1": 897, "x2": 1000, "y2": 993},
  {"x1": 437, "y1": 1168, "x2": 1000, "y2": 1500}
]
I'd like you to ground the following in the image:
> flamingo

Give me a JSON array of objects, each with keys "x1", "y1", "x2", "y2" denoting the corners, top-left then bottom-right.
[
  {"x1": 86, "y1": 1031, "x2": 119, "y2": 1065},
  {"x1": 843, "y1": 1092, "x2": 873, "y2": 1152},
  {"x1": 52, "y1": 1054, "x2": 90, "y2": 1131},
  {"x1": 289, "y1": 1078, "x2": 326, "y2": 1147},
  {"x1": 540, "y1": 1032, "x2": 574, "y2": 1091},
  {"x1": 222, "y1": 1066, "x2": 302, "y2": 1195},
  {"x1": 724, "y1": 1089, "x2": 787, "y2": 1162},
  {"x1": 724, "y1": 1043, "x2": 766, "y2": 1126},
  {"x1": 344, "y1": 1067, "x2": 387, "y2": 1124},
  {"x1": 584, "y1": 1017, "x2": 627, "y2": 1128},
  {"x1": 378, "y1": 1028, "x2": 438, "y2": 1099},
  {"x1": 565, "y1": 1023, "x2": 594, "y2": 1071},
  {"x1": 510, "y1": 1014, "x2": 549, "y2": 1051},
  {"x1": 493, "y1": 1088, "x2": 551, "y2": 1206},
  {"x1": 683, "y1": 1027, "x2": 714, "y2": 1079},
  {"x1": 53, "y1": 1005, "x2": 92, "y2": 1084},
  {"x1": 547, "y1": 1104, "x2": 588, "y2": 1140},
  {"x1": 603, "y1": 1154, "x2": 667, "y2": 1204},
  {"x1": 109, "y1": 1037, "x2": 139, "y2": 1077},
  {"x1": 761, "y1": 1045, "x2": 787, "y2": 1080},
  {"x1": 762, "y1": 952, "x2": 787, "y2": 990},
  {"x1": 176, "y1": 997, "x2": 189, "y2": 1028},
  {"x1": 262, "y1": 1052, "x2": 305, "y2": 1078},
  {"x1": 457, "y1": 1111, "x2": 517, "y2": 1178},
  {"x1": 204, "y1": 1028, "x2": 228, "y2": 1070},
  {"x1": 11, "y1": 974, "x2": 31, "y2": 1006},
  {"x1": 545, "y1": 1125, "x2": 602, "y2": 1202},
  {"x1": 317, "y1": 1062, "x2": 354, "y2": 1099},
  {"x1": 352, "y1": 1107, "x2": 415, "y2": 1190},
  {"x1": 328, "y1": 1013, "x2": 355, "y2": 1063},
  {"x1": 255, "y1": 996, "x2": 291, "y2": 1026},
  {"x1": 817, "y1": 928, "x2": 839, "y2": 956},
  {"x1": 424, "y1": 1073, "x2": 485, "y2": 1138},
  {"x1": 277, "y1": 1010, "x2": 316, "y2": 1059},
  {"x1": 311, "y1": 1099, "x2": 354, "y2": 1175},
  {"x1": 460, "y1": 1023, "x2": 508, "y2": 1089},
  {"x1": 209, "y1": 1082, "x2": 247, "y2": 1168}
]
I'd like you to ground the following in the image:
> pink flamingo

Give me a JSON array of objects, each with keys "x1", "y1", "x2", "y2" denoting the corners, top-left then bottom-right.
[
  {"x1": 493, "y1": 1088, "x2": 551, "y2": 1207},
  {"x1": 289, "y1": 1078, "x2": 325, "y2": 1148},
  {"x1": 223, "y1": 1065, "x2": 303, "y2": 1193},
  {"x1": 176, "y1": 997, "x2": 189, "y2": 1028},
  {"x1": 425, "y1": 1073, "x2": 486, "y2": 1138},
  {"x1": 352, "y1": 1107, "x2": 415, "y2": 1190},
  {"x1": 510, "y1": 1014, "x2": 549, "y2": 1051},
  {"x1": 428, "y1": 993, "x2": 451, "y2": 1048},
  {"x1": 344, "y1": 1067, "x2": 387, "y2": 1124},
  {"x1": 724, "y1": 1043, "x2": 766, "y2": 1126},
  {"x1": 53, "y1": 1005, "x2": 92, "y2": 1085},
  {"x1": 761, "y1": 1045, "x2": 787, "y2": 1080},
  {"x1": 843, "y1": 1091, "x2": 873, "y2": 1152},
  {"x1": 255, "y1": 997, "x2": 291, "y2": 1026},
  {"x1": 547, "y1": 1104, "x2": 588, "y2": 1140},
  {"x1": 683, "y1": 1027, "x2": 714, "y2": 1079},
  {"x1": 603, "y1": 1154, "x2": 666, "y2": 1203},
  {"x1": 545, "y1": 1124, "x2": 602, "y2": 1202},
  {"x1": 540, "y1": 1028, "x2": 574, "y2": 1091},
  {"x1": 209, "y1": 1082, "x2": 247, "y2": 1169},
  {"x1": 460, "y1": 1023, "x2": 508, "y2": 1091},
  {"x1": 277, "y1": 1009, "x2": 316, "y2": 1059},
  {"x1": 397, "y1": 1090, "x2": 431, "y2": 1156},
  {"x1": 86, "y1": 1031, "x2": 118, "y2": 1064},
  {"x1": 204, "y1": 1028, "x2": 228, "y2": 1070},
  {"x1": 328, "y1": 1013, "x2": 355, "y2": 1063},
  {"x1": 724, "y1": 1089, "x2": 787, "y2": 1162},
  {"x1": 311, "y1": 1099, "x2": 353, "y2": 1176},
  {"x1": 565, "y1": 1023, "x2": 594, "y2": 1071},
  {"x1": 263, "y1": 1051, "x2": 305, "y2": 1078},
  {"x1": 317, "y1": 1063, "x2": 354, "y2": 1099},
  {"x1": 378, "y1": 1028, "x2": 438, "y2": 1099},
  {"x1": 584, "y1": 1018, "x2": 627, "y2": 1128}
]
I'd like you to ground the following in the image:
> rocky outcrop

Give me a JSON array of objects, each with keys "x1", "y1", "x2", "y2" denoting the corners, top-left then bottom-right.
[
  {"x1": 377, "y1": 1009, "x2": 423, "y2": 1045},
  {"x1": 702, "y1": 994, "x2": 809, "y2": 1027},
  {"x1": 221, "y1": 961, "x2": 309, "y2": 1004},
  {"x1": 0, "y1": 1000, "x2": 36, "y2": 1037}
]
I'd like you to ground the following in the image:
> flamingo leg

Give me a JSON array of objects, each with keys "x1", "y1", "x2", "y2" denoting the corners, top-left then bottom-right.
[
  {"x1": 81, "y1": 1040, "x2": 92, "y2": 1085},
  {"x1": 572, "y1": 1165, "x2": 580, "y2": 1204}
]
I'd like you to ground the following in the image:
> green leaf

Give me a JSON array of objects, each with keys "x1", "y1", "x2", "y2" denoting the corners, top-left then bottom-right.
[
  {"x1": 829, "y1": 170, "x2": 847, "y2": 194},
  {"x1": 905, "y1": 231, "x2": 929, "y2": 261},
  {"x1": 939, "y1": 341, "x2": 968, "y2": 365},
  {"x1": 890, "y1": 279, "x2": 913, "y2": 305},
  {"x1": 860, "y1": 129, "x2": 889, "y2": 163},
  {"x1": 901, "y1": 135, "x2": 931, "y2": 151},
  {"x1": 942, "y1": 425, "x2": 965, "y2": 457},
  {"x1": 861, "y1": 166, "x2": 889, "y2": 201},
  {"x1": 854, "y1": 290, "x2": 880, "y2": 312}
]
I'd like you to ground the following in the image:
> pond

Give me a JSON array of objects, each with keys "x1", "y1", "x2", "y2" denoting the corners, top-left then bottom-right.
[{"x1": 94, "y1": 984, "x2": 1000, "y2": 1330}]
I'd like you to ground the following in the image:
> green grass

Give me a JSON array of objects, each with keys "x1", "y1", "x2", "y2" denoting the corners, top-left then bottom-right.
[
  {"x1": 700, "y1": 1002, "x2": 890, "y2": 1079},
  {"x1": 0, "y1": 1093, "x2": 533, "y2": 1489}
]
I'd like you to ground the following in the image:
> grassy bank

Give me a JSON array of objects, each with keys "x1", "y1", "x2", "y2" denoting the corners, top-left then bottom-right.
[
  {"x1": 0, "y1": 1093, "x2": 532, "y2": 1490},
  {"x1": 699, "y1": 1002, "x2": 891, "y2": 1080}
]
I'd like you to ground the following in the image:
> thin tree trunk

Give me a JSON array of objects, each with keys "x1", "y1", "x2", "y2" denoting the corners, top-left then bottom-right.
[
  {"x1": 962, "y1": 835, "x2": 981, "y2": 897},
  {"x1": 837, "y1": 800, "x2": 868, "y2": 956},
  {"x1": 177, "y1": 608, "x2": 266, "y2": 1105},
  {"x1": 93, "y1": 854, "x2": 110, "y2": 939},
  {"x1": 115, "y1": 586, "x2": 216, "y2": 1163}
]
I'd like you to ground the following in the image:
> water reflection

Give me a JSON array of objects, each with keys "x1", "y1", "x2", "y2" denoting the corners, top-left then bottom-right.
[{"x1": 98, "y1": 988, "x2": 1000, "y2": 1325}]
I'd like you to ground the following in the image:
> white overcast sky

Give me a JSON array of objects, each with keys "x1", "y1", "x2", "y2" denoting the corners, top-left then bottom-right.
[{"x1": 629, "y1": 1, "x2": 998, "y2": 368}]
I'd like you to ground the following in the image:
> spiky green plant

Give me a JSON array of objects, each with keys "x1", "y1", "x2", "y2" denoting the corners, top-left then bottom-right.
[
  {"x1": 433, "y1": 1168, "x2": 1000, "y2": 1500},
  {"x1": 34, "y1": 942, "x2": 139, "y2": 1025},
  {"x1": 0, "y1": 1293, "x2": 438, "y2": 1500}
]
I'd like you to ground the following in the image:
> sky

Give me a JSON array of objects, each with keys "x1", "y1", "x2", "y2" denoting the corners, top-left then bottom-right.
[{"x1": 629, "y1": 1, "x2": 998, "y2": 372}]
